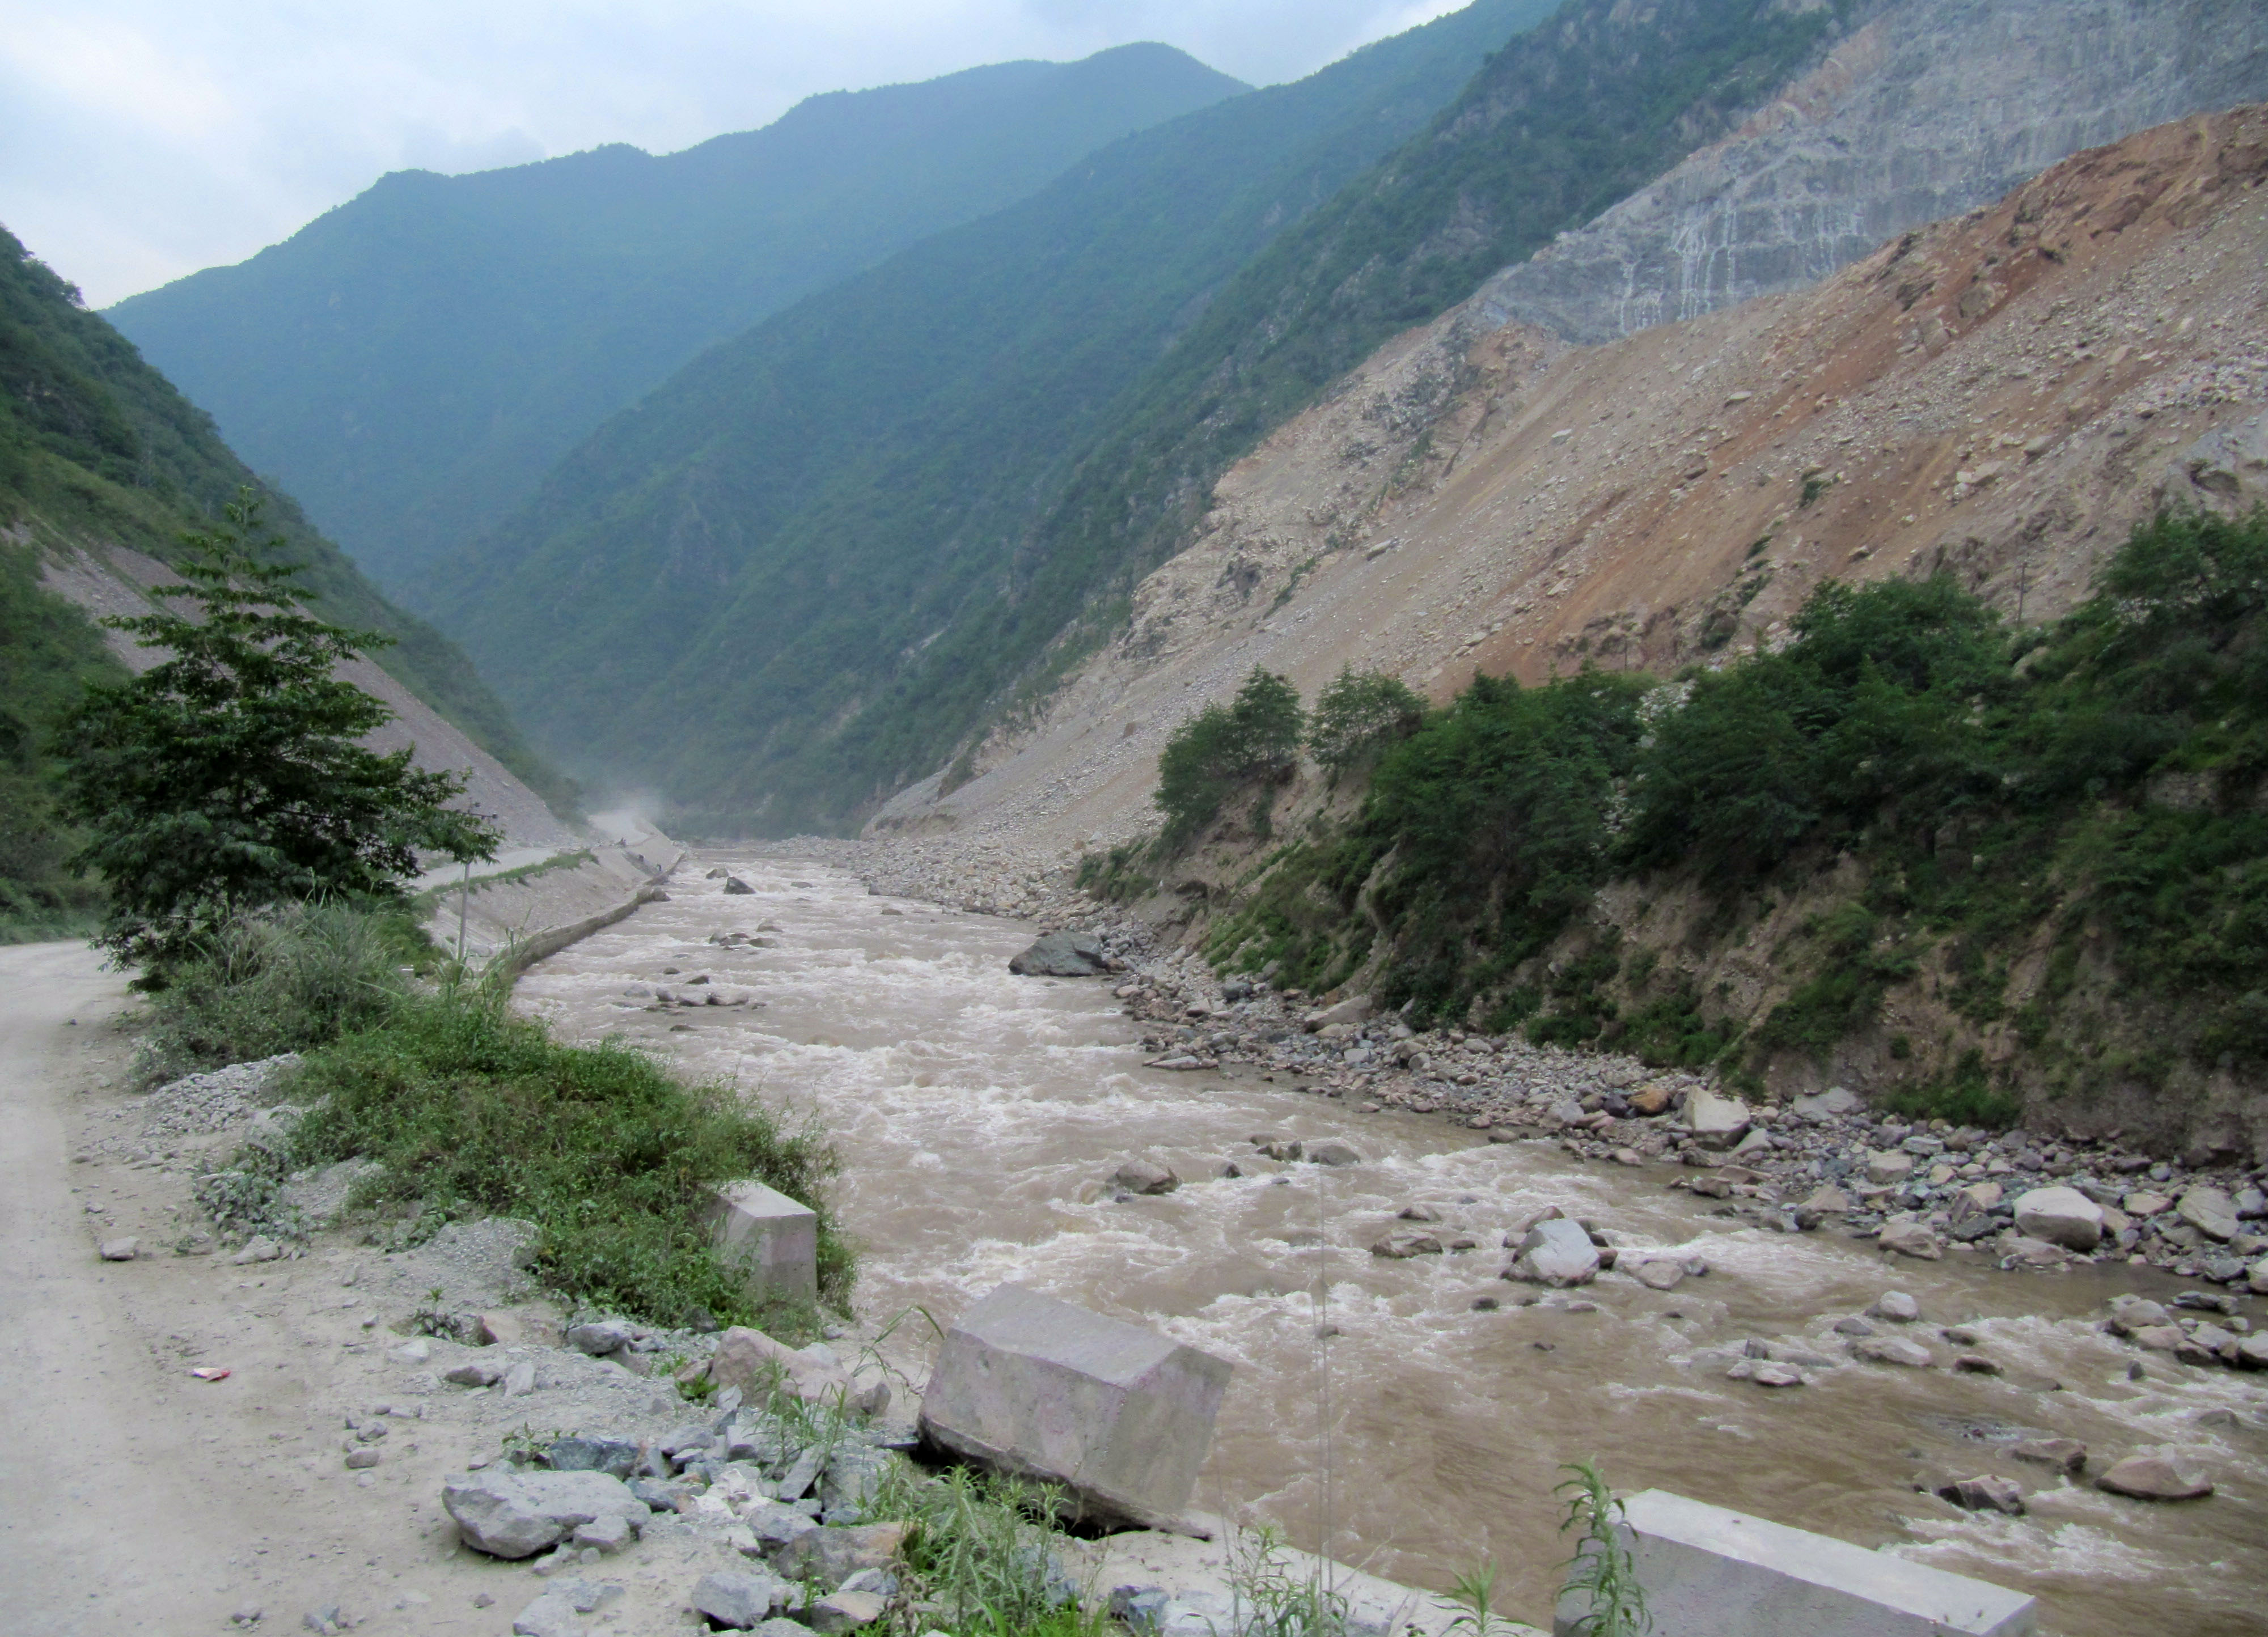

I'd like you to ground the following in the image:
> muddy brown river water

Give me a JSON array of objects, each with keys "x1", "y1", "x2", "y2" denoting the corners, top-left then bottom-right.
[{"x1": 518, "y1": 858, "x2": 2268, "y2": 1636}]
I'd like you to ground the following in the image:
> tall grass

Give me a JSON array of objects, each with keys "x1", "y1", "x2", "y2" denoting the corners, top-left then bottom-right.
[{"x1": 137, "y1": 899, "x2": 417, "y2": 1082}]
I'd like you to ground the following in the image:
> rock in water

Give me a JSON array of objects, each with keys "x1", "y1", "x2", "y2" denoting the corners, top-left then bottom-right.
[
  {"x1": 1110, "y1": 1158, "x2": 1179, "y2": 1195},
  {"x1": 1876, "y1": 1220, "x2": 1943, "y2": 1260},
  {"x1": 1937, "y1": 1475, "x2": 2025, "y2": 1515},
  {"x1": 2012, "y1": 1186, "x2": 2104, "y2": 1250},
  {"x1": 1008, "y1": 931, "x2": 1106, "y2": 976},
  {"x1": 2096, "y1": 1453, "x2": 2214, "y2": 1501},
  {"x1": 1304, "y1": 1140, "x2": 1363, "y2": 1167},
  {"x1": 722, "y1": 877, "x2": 756, "y2": 894},
  {"x1": 1504, "y1": 1218, "x2": 1600, "y2": 1287},
  {"x1": 919, "y1": 1283, "x2": 1230, "y2": 1529},
  {"x1": 1851, "y1": 1335, "x2": 1935, "y2": 1368},
  {"x1": 1869, "y1": 1291, "x2": 1920, "y2": 1323}
]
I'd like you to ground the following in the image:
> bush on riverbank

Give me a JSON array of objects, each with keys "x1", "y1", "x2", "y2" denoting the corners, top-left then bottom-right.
[
  {"x1": 1190, "y1": 508, "x2": 2268, "y2": 1134},
  {"x1": 155, "y1": 905, "x2": 852, "y2": 1325}
]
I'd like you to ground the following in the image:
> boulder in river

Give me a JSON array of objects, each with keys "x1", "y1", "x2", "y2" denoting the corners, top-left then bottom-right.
[
  {"x1": 1111, "y1": 1158, "x2": 1179, "y2": 1195},
  {"x1": 1008, "y1": 931, "x2": 1107, "y2": 977},
  {"x1": 2096, "y1": 1453, "x2": 2215, "y2": 1501},
  {"x1": 2012, "y1": 1185, "x2": 2104, "y2": 1250},
  {"x1": 1937, "y1": 1475, "x2": 2025, "y2": 1515},
  {"x1": 1876, "y1": 1220, "x2": 1943, "y2": 1260},
  {"x1": 919, "y1": 1283, "x2": 1230, "y2": 1529},
  {"x1": 1504, "y1": 1218, "x2": 1601, "y2": 1287},
  {"x1": 722, "y1": 876, "x2": 756, "y2": 894},
  {"x1": 1304, "y1": 1139, "x2": 1363, "y2": 1167}
]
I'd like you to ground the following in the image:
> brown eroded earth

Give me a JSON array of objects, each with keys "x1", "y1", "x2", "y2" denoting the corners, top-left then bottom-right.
[{"x1": 879, "y1": 105, "x2": 2268, "y2": 856}]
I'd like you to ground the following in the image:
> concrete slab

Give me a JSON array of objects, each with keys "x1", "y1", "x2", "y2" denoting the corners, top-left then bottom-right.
[
  {"x1": 1552, "y1": 1490, "x2": 2034, "y2": 1637},
  {"x1": 919, "y1": 1284, "x2": 1230, "y2": 1529},
  {"x1": 1093, "y1": 1520, "x2": 1545, "y2": 1637},
  {"x1": 704, "y1": 1181, "x2": 819, "y2": 1307}
]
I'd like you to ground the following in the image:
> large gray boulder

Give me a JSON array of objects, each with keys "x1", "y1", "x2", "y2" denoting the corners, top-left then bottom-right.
[
  {"x1": 1682, "y1": 1090, "x2": 1752, "y2": 1149},
  {"x1": 2011, "y1": 1186, "x2": 2103, "y2": 1251},
  {"x1": 442, "y1": 1469, "x2": 649, "y2": 1559},
  {"x1": 918, "y1": 1283, "x2": 1230, "y2": 1529},
  {"x1": 1504, "y1": 1218, "x2": 1600, "y2": 1287},
  {"x1": 1009, "y1": 931, "x2": 1107, "y2": 976},
  {"x1": 691, "y1": 1569, "x2": 797, "y2": 1630}
]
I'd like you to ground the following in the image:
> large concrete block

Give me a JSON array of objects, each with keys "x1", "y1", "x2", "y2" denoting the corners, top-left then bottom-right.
[
  {"x1": 704, "y1": 1180, "x2": 818, "y2": 1306},
  {"x1": 918, "y1": 1283, "x2": 1230, "y2": 1529},
  {"x1": 1553, "y1": 1490, "x2": 2034, "y2": 1637}
]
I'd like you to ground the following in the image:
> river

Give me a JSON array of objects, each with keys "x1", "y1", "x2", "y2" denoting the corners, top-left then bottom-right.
[{"x1": 515, "y1": 857, "x2": 2268, "y2": 1636}]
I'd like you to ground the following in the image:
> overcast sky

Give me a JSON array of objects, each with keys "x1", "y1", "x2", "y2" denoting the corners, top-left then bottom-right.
[{"x1": 3, "y1": 0, "x2": 1466, "y2": 308}]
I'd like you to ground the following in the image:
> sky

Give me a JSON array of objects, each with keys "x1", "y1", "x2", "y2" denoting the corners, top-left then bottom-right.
[{"x1": 3, "y1": 0, "x2": 1467, "y2": 309}]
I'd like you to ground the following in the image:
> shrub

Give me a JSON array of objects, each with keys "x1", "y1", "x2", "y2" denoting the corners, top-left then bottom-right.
[
  {"x1": 1155, "y1": 667, "x2": 1305, "y2": 845},
  {"x1": 1308, "y1": 667, "x2": 1425, "y2": 772}
]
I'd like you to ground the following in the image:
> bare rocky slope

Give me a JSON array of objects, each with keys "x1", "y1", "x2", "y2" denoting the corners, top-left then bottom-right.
[
  {"x1": 881, "y1": 104, "x2": 2268, "y2": 850},
  {"x1": 36, "y1": 532, "x2": 578, "y2": 855},
  {"x1": 866, "y1": 104, "x2": 2268, "y2": 1158}
]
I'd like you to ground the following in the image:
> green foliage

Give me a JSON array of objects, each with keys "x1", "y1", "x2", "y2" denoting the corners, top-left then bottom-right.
[
  {"x1": 0, "y1": 535, "x2": 121, "y2": 942},
  {"x1": 1156, "y1": 668, "x2": 1305, "y2": 845},
  {"x1": 871, "y1": 1464, "x2": 1094, "y2": 1637},
  {"x1": 1196, "y1": 510, "x2": 2268, "y2": 1109},
  {"x1": 1555, "y1": 1459, "x2": 1651, "y2": 1637},
  {"x1": 111, "y1": 49, "x2": 1247, "y2": 592},
  {"x1": 54, "y1": 494, "x2": 501, "y2": 970},
  {"x1": 0, "y1": 226, "x2": 574, "y2": 815},
  {"x1": 1225, "y1": 1525, "x2": 1349, "y2": 1637},
  {"x1": 136, "y1": 899, "x2": 420, "y2": 1081},
  {"x1": 1309, "y1": 667, "x2": 1426, "y2": 773},
  {"x1": 1366, "y1": 670, "x2": 1649, "y2": 1023},
  {"x1": 285, "y1": 974, "x2": 850, "y2": 1325}
]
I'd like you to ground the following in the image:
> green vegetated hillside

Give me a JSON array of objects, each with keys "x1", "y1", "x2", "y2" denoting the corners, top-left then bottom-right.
[
  {"x1": 0, "y1": 226, "x2": 576, "y2": 927},
  {"x1": 1158, "y1": 511, "x2": 2268, "y2": 1157},
  {"x1": 108, "y1": 46, "x2": 1247, "y2": 590},
  {"x1": 449, "y1": 0, "x2": 1847, "y2": 836}
]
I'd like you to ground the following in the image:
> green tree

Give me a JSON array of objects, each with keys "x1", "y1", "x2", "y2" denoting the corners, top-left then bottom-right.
[
  {"x1": 55, "y1": 493, "x2": 500, "y2": 970},
  {"x1": 1156, "y1": 667, "x2": 1306, "y2": 845},
  {"x1": 1309, "y1": 666, "x2": 1427, "y2": 772}
]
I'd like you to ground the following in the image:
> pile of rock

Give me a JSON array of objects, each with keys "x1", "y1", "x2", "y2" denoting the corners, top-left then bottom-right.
[{"x1": 441, "y1": 1377, "x2": 917, "y2": 1635}]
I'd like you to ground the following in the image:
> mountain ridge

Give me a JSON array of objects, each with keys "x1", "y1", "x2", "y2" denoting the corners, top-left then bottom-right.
[{"x1": 107, "y1": 43, "x2": 1248, "y2": 589}]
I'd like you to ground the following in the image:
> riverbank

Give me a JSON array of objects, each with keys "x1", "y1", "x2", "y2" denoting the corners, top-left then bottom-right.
[{"x1": 760, "y1": 833, "x2": 2268, "y2": 1314}]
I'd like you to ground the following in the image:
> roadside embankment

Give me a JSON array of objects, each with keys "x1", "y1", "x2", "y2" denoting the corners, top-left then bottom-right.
[{"x1": 419, "y1": 829, "x2": 684, "y2": 974}]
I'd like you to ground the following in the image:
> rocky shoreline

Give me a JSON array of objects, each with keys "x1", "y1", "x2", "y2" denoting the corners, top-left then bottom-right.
[{"x1": 767, "y1": 835, "x2": 2268, "y2": 1341}]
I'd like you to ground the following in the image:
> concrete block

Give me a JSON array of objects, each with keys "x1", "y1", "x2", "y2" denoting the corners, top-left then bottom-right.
[
  {"x1": 918, "y1": 1283, "x2": 1230, "y2": 1529},
  {"x1": 705, "y1": 1180, "x2": 818, "y2": 1306},
  {"x1": 1553, "y1": 1491, "x2": 2033, "y2": 1636}
]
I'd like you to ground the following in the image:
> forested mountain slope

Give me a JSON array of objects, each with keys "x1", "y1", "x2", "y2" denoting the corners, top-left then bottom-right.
[
  {"x1": 107, "y1": 45, "x2": 1245, "y2": 589},
  {"x1": 0, "y1": 227, "x2": 576, "y2": 932},
  {"x1": 445, "y1": 0, "x2": 1847, "y2": 834}
]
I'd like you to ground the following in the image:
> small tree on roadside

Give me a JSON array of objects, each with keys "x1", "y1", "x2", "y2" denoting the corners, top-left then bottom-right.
[
  {"x1": 1308, "y1": 665, "x2": 1425, "y2": 774},
  {"x1": 1155, "y1": 667, "x2": 1305, "y2": 846},
  {"x1": 54, "y1": 491, "x2": 500, "y2": 971}
]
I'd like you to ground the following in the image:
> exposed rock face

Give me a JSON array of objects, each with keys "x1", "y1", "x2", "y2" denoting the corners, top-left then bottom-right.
[{"x1": 1474, "y1": 0, "x2": 2268, "y2": 345}]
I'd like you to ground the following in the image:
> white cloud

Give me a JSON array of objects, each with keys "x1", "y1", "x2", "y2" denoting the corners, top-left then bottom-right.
[{"x1": 0, "y1": 0, "x2": 1469, "y2": 308}]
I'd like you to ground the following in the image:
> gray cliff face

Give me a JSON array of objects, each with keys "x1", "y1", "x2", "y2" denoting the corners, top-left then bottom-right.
[{"x1": 1474, "y1": 0, "x2": 2268, "y2": 344}]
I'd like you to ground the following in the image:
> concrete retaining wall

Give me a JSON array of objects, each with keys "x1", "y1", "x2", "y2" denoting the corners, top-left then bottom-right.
[{"x1": 424, "y1": 829, "x2": 683, "y2": 972}]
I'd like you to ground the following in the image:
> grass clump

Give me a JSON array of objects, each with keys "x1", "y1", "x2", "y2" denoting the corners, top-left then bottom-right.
[
  {"x1": 870, "y1": 1465, "x2": 1098, "y2": 1637},
  {"x1": 287, "y1": 983, "x2": 849, "y2": 1327},
  {"x1": 137, "y1": 899, "x2": 423, "y2": 1082}
]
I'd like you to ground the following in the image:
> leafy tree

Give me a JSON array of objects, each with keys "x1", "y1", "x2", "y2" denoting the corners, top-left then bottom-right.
[
  {"x1": 1309, "y1": 666, "x2": 1427, "y2": 772},
  {"x1": 1156, "y1": 668, "x2": 1306, "y2": 844},
  {"x1": 55, "y1": 494, "x2": 500, "y2": 970}
]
